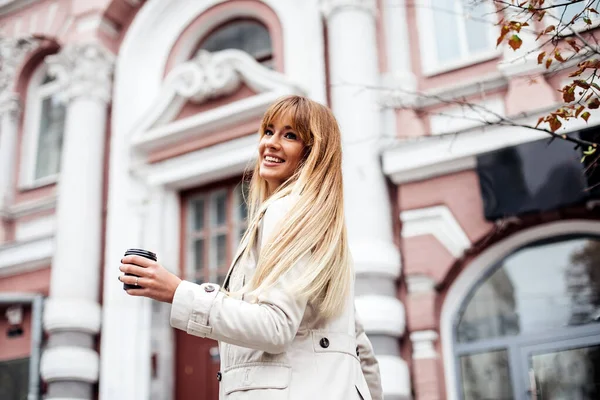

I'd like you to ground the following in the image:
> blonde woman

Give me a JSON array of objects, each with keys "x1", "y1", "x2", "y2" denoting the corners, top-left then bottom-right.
[{"x1": 119, "y1": 95, "x2": 383, "y2": 400}]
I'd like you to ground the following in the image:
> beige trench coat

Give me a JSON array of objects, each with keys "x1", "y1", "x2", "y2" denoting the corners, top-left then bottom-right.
[{"x1": 170, "y1": 196, "x2": 383, "y2": 400}]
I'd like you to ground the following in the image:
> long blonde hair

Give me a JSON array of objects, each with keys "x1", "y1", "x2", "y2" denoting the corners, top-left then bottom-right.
[{"x1": 237, "y1": 95, "x2": 352, "y2": 319}]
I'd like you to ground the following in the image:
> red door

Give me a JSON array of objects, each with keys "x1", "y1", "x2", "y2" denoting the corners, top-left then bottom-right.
[{"x1": 175, "y1": 330, "x2": 220, "y2": 399}]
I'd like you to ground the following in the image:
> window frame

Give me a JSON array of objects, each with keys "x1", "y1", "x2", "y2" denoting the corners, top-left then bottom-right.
[
  {"x1": 183, "y1": 181, "x2": 248, "y2": 285},
  {"x1": 450, "y1": 234, "x2": 600, "y2": 399},
  {"x1": 19, "y1": 62, "x2": 66, "y2": 190},
  {"x1": 196, "y1": 17, "x2": 274, "y2": 67},
  {"x1": 415, "y1": 0, "x2": 501, "y2": 77},
  {"x1": 553, "y1": 0, "x2": 600, "y2": 36}
]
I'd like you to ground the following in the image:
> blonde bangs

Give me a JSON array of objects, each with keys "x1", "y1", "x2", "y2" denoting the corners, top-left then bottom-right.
[{"x1": 260, "y1": 96, "x2": 313, "y2": 146}]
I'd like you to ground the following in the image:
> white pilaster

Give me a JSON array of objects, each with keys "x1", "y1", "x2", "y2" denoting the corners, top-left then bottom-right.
[
  {"x1": 0, "y1": 95, "x2": 20, "y2": 211},
  {"x1": 322, "y1": 1, "x2": 409, "y2": 398},
  {"x1": 40, "y1": 42, "x2": 114, "y2": 399}
]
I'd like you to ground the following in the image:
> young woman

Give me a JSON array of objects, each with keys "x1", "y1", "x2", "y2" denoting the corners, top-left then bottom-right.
[{"x1": 119, "y1": 95, "x2": 383, "y2": 400}]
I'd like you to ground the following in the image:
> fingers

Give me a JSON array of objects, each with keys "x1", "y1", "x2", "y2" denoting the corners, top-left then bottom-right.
[
  {"x1": 122, "y1": 255, "x2": 155, "y2": 268},
  {"x1": 119, "y1": 274, "x2": 149, "y2": 288},
  {"x1": 126, "y1": 288, "x2": 149, "y2": 297},
  {"x1": 119, "y1": 263, "x2": 150, "y2": 278}
]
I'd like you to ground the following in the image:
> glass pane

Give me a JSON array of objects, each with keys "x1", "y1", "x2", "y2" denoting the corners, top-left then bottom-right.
[
  {"x1": 0, "y1": 358, "x2": 29, "y2": 400},
  {"x1": 201, "y1": 20, "x2": 272, "y2": 61},
  {"x1": 211, "y1": 192, "x2": 227, "y2": 227},
  {"x1": 236, "y1": 186, "x2": 248, "y2": 221},
  {"x1": 457, "y1": 237, "x2": 600, "y2": 343},
  {"x1": 191, "y1": 198, "x2": 205, "y2": 231},
  {"x1": 212, "y1": 234, "x2": 227, "y2": 270},
  {"x1": 432, "y1": 0, "x2": 461, "y2": 64},
  {"x1": 460, "y1": 350, "x2": 514, "y2": 400},
  {"x1": 530, "y1": 344, "x2": 600, "y2": 399},
  {"x1": 35, "y1": 94, "x2": 65, "y2": 180},
  {"x1": 193, "y1": 238, "x2": 204, "y2": 283},
  {"x1": 462, "y1": 0, "x2": 493, "y2": 54}
]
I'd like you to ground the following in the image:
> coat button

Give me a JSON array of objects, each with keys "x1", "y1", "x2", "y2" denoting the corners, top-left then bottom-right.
[
  {"x1": 217, "y1": 371, "x2": 222, "y2": 381},
  {"x1": 356, "y1": 346, "x2": 360, "y2": 356},
  {"x1": 204, "y1": 284, "x2": 216, "y2": 293},
  {"x1": 319, "y1": 337, "x2": 330, "y2": 348}
]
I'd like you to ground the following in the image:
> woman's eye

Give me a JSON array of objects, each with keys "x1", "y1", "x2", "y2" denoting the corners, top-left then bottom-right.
[
  {"x1": 264, "y1": 129, "x2": 274, "y2": 136},
  {"x1": 284, "y1": 132, "x2": 297, "y2": 140}
]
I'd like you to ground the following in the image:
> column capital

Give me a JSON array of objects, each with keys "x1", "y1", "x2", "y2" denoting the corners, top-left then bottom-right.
[
  {"x1": 46, "y1": 42, "x2": 115, "y2": 104},
  {"x1": 0, "y1": 37, "x2": 39, "y2": 95},
  {"x1": 320, "y1": 0, "x2": 376, "y2": 19}
]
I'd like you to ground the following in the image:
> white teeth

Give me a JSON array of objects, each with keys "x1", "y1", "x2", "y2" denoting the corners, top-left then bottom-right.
[{"x1": 265, "y1": 156, "x2": 284, "y2": 163}]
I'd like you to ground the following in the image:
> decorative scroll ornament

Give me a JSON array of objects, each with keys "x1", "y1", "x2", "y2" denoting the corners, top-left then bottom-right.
[
  {"x1": 320, "y1": 0, "x2": 376, "y2": 18},
  {"x1": 46, "y1": 42, "x2": 115, "y2": 103},
  {"x1": 171, "y1": 50, "x2": 241, "y2": 104}
]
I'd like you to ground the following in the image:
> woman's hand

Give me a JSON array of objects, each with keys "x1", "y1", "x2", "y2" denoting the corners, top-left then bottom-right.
[{"x1": 118, "y1": 255, "x2": 182, "y2": 303}]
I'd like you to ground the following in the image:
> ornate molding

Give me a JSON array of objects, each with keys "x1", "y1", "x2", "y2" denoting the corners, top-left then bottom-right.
[
  {"x1": 130, "y1": 48, "x2": 304, "y2": 153},
  {"x1": 0, "y1": 93, "x2": 20, "y2": 118},
  {"x1": 173, "y1": 50, "x2": 242, "y2": 104},
  {"x1": 355, "y1": 295, "x2": 405, "y2": 336},
  {"x1": 0, "y1": 37, "x2": 39, "y2": 95},
  {"x1": 320, "y1": 0, "x2": 376, "y2": 19},
  {"x1": 410, "y1": 330, "x2": 439, "y2": 360},
  {"x1": 46, "y1": 43, "x2": 115, "y2": 104}
]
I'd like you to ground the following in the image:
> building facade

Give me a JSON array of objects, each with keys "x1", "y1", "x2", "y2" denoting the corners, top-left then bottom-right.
[{"x1": 0, "y1": 0, "x2": 599, "y2": 399}]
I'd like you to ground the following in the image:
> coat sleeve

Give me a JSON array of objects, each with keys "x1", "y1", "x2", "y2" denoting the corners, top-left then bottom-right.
[
  {"x1": 355, "y1": 309, "x2": 384, "y2": 400},
  {"x1": 170, "y1": 197, "x2": 308, "y2": 354}
]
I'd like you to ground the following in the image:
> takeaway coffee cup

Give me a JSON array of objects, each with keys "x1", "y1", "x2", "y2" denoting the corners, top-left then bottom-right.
[{"x1": 122, "y1": 248, "x2": 157, "y2": 290}]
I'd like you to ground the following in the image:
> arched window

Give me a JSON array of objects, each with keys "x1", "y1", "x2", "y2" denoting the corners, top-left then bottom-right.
[
  {"x1": 21, "y1": 62, "x2": 66, "y2": 187},
  {"x1": 453, "y1": 236, "x2": 600, "y2": 399},
  {"x1": 198, "y1": 19, "x2": 273, "y2": 68}
]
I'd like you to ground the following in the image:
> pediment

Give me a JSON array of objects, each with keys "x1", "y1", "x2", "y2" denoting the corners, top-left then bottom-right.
[{"x1": 130, "y1": 49, "x2": 305, "y2": 153}]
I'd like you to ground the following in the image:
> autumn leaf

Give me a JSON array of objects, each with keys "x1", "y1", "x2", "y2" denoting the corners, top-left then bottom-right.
[
  {"x1": 588, "y1": 97, "x2": 600, "y2": 109},
  {"x1": 582, "y1": 111, "x2": 591, "y2": 122},
  {"x1": 509, "y1": 34, "x2": 523, "y2": 50},
  {"x1": 546, "y1": 58, "x2": 553, "y2": 69},
  {"x1": 549, "y1": 116, "x2": 562, "y2": 132},
  {"x1": 536, "y1": 116, "x2": 545, "y2": 128},
  {"x1": 536, "y1": 25, "x2": 556, "y2": 41},
  {"x1": 576, "y1": 105, "x2": 585, "y2": 117},
  {"x1": 575, "y1": 80, "x2": 591, "y2": 89},
  {"x1": 590, "y1": 8, "x2": 599, "y2": 14},
  {"x1": 584, "y1": 17, "x2": 592, "y2": 25},
  {"x1": 497, "y1": 25, "x2": 510, "y2": 46},
  {"x1": 537, "y1": 51, "x2": 546, "y2": 64},
  {"x1": 554, "y1": 50, "x2": 566, "y2": 62},
  {"x1": 563, "y1": 85, "x2": 576, "y2": 102},
  {"x1": 566, "y1": 39, "x2": 581, "y2": 53},
  {"x1": 592, "y1": 83, "x2": 600, "y2": 91}
]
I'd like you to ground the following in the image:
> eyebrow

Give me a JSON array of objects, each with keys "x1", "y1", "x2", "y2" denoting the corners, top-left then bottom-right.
[{"x1": 267, "y1": 124, "x2": 294, "y2": 130}]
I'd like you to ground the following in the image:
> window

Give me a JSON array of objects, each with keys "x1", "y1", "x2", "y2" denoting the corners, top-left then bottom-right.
[
  {"x1": 21, "y1": 62, "x2": 66, "y2": 188},
  {"x1": 185, "y1": 183, "x2": 248, "y2": 285},
  {"x1": 199, "y1": 19, "x2": 273, "y2": 68},
  {"x1": 416, "y1": 0, "x2": 499, "y2": 75},
  {"x1": 0, "y1": 358, "x2": 29, "y2": 400},
  {"x1": 453, "y1": 236, "x2": 600, "y2": 399}
]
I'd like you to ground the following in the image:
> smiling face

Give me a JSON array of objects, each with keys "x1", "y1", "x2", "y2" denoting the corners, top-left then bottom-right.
[{"x1": 258, "y1": 113, "x2": 306, "y2": 194}]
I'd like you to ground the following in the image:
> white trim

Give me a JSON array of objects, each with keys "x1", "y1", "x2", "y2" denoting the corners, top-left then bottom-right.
[
  {"x1": 410, "y1": 330, "x2": 439, "y2": 359},
  {"x1": 0, "y1": 0, "x2": 41, "y2": 16},
  {"x1": 15, "y1": 214, "x2": 55, "y2": 241},
  {"x1": 76, "y1": 14, "x2": 120, "y2": 39},
  {"x1": 440, "y1": 219, "x2": 600, "y2": 400},
  {"x1": 401, "y1": 206, "x2": 471, "y2": 259},
  {"x1": 140, "y1": 134, "x2": 257, "y2": 190},
  {"x1": 377, "y1": 355, "x2": 411, "y2": 399},
  {"x1": 415, "y1": 0, "x2": 500, "y2": 77},
  {"x1": 428, "y1": 97, "x2": 505, "y2": 136},
  {"x1": 405, "y1": 274, "x2": 436, "y2": 294},
  {"x1": 355, "y1": 295, "x2": 405, "y2": 337},
  {"x1": 4, "y1": 193, "x2": 57, "y2": 219},
  {"x1": 40, "y1": 346, "x2": 99, "y2": 383},
  {"x1": 43, "y1": 298, "x2": 102, "y2": 334},
  {"x1": 0, "y1": 235, "x2": 53, "y2": 274},
  {"x1": 382, "y1": 107, "x2": 600, "y2": 185}
]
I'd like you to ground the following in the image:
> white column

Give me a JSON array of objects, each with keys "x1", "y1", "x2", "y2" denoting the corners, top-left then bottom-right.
[
  {"x1": 39, "y1": 43, "x2": 114, "y2": 400},
  {"x1": 0, "y1": 95, "x2": 20, "y2": 212},
  {"x1": 322, "y1": 1, "x2": 410, "y2": 399}
]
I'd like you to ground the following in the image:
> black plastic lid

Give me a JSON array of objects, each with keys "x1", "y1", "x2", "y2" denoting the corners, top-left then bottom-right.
[{"x1": 124, "y1": 248, "x2": 157, "y2": 261}]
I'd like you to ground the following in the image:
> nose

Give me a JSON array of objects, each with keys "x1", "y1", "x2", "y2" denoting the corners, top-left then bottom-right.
[{"x1": 265, "y1": 133, "x2": 281, "y2": 149}]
